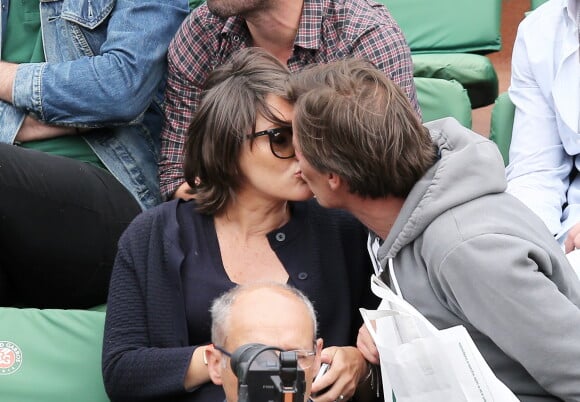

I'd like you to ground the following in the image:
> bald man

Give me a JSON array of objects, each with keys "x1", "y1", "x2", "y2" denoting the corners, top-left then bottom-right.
[{"x1": 206, "y1": 282, "x2": 323, "y2": 402}]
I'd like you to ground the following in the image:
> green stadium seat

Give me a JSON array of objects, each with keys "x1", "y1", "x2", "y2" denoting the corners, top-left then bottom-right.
[
  {"x1": 189, "y1": 0, "x2": 204, "y2": 10},
  {"x1": 531, "y1": 0, "x2": 549, "y2": 10},
  {"x1": 377, "y1": 0, "x2": 502, "y2": 108},
  {"x1": 412, "y1": 53, "x2": 498, "y2": 109},
  {"x1": 415, "y1": 77, "x2": 472, "y2": 128},
  {"x1": 489, "y1": 92, "x2": 515, "y2": 166},
  {"x1": 379, "y1": 0, "x2": 501, "y2": 54},
  {"x1": 0, "y1": 307, "x2": 109, "y2": 402}
]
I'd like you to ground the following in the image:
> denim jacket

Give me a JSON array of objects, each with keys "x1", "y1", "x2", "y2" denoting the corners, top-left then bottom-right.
[{"x1": 0, "y1": 0, "x2": 189, "y2": 209}]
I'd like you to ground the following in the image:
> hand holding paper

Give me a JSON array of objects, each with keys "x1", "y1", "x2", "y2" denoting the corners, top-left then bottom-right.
[{"x1": 360, "y1": 275, "x2": 520, "y2": 402}]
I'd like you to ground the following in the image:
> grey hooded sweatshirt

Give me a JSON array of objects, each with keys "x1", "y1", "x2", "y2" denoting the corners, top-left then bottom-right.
[{"x1": 376, "y1": 118, "x2": 580, "y2": 402}]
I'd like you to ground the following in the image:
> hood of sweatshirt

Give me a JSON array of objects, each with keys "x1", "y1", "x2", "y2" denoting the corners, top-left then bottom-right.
[{"x1": 378, "y1": 117, "x2": 507, "y2": 260}]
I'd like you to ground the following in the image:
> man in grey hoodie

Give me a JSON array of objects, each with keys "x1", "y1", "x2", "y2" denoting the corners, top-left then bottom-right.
[{"x1": 287, "y1": 58, "x2": 580, "y2": 401}]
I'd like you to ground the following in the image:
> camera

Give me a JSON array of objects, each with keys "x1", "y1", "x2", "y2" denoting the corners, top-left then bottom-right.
[{"x1": 230, "y1": 343, "x2": 306, "y2": 402}]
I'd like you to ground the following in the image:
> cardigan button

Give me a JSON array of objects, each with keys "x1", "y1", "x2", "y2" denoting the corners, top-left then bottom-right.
[
  {"x1": 298, "y1": 272, "x2": 308, "y2": 280},
  {"x1": 275, "y1": 232, "x2": 286, "y2": 242}
]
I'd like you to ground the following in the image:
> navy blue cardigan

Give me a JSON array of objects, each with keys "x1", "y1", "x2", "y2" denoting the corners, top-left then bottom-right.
[{"x1": 102, "y1": 199, "x2": 377, "y2": 401}]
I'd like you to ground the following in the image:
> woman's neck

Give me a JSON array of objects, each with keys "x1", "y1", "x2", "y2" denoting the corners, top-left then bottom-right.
[{"x1": 216, "y1": 197, "x2": 290, "y2": 240}]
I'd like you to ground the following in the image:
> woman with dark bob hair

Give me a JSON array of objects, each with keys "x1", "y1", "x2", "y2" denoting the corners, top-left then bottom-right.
[{"x1": 102, "y1": 47, "x2": 378, "y2": 402}]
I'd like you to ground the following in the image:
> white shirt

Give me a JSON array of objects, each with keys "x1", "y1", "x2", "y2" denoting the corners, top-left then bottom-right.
[{"x1": 506, "y1": 0, "x2": 580, "y2": 241}]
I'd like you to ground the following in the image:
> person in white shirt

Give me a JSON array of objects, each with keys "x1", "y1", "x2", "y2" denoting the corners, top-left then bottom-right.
[{"x1": 506, "y1": 0, "x2": 580, "y2": 252}]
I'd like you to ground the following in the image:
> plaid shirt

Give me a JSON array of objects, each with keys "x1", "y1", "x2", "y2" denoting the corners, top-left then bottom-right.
[{"x1": 159, "y1": 0, "x2": 418, "y2": 199}]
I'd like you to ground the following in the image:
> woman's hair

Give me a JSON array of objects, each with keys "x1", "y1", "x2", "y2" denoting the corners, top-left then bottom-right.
[
  {"x1": 287, "y1": 58, "x2": 436, "y2": 198},
  {"x1": 183, "y1": 47, "x2": 291, "y2": 214}
]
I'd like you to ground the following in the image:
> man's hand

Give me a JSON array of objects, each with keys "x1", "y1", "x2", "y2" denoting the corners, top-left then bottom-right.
[
  {"x1": 173, "y1": 181, "x2": 196, "y2": 200},
  {"x1": 16, "y1": 116, "x2": 76, "y2": 142},
  {"x1": 356, "y1": 324, "x2": 379, "y2": 365},
  {"x1": 0, "y1": 61, "x2": 18, "y2": 103},
  {"x1": 564, "y1": 222, "x2": 580, "y2": 253},
  {"x1": 310, "y1": 346, "x2": 368, "y2": 402}
]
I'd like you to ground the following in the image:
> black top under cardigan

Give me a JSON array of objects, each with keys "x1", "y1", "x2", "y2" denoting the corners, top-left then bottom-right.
[{"x1": 102, "y1": 199, "x2": 378, "y2": 401}]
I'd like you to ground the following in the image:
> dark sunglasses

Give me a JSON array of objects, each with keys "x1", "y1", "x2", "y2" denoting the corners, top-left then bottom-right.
[{"x1": 247, "y1": 126, "x2": 295, "y2": 159}]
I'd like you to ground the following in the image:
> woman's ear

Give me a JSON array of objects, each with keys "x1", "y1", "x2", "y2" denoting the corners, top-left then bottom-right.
[
  {"x1": 207, "y1": 345, "x2": 224, "y2": 385},
  {"x1": 327, "y1": 173, "x2": 342, "y2": 191}
]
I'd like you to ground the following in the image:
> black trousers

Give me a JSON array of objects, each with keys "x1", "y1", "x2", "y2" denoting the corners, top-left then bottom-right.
[{"x1": 0, "y1": 144, "x2": 141, "y2": 309}]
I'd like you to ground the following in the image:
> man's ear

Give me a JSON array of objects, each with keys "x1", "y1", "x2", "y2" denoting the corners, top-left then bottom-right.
[
  {"x1": 316, "y1": 338, "x2": 324, "y2": 353},
  {"x1": 327, "y1": 173, "x2": 342, "y2": 191},
  {"x1": 314, "y1": 338, "x2": 324, "y2": 370},
  {"x1": 207, "y1": 346, "x2": 224, "y2": 385}
]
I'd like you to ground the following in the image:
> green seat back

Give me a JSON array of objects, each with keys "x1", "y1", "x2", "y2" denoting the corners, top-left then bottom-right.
[
  {"x1": 531, "y1": 0, "x2": 549, "y2": 10},
  {"x1": 489, "y1": 92, "x2": 515, "y2": 166},
  {"x1": 377, "y1": 0, "x2": 502, "y2": 54},
  {"x1": 415, "y1": 77, "x2": 472, "y2": 128},
  {"x1": 0, "y1": 308, "x2": 109, "y2": 402},
  {"x1": 189, "y1": 0, "x2": 204, "y2": 10},
  {"x1": 412, "y1": 53, "x2": 498, "y2": 108}
]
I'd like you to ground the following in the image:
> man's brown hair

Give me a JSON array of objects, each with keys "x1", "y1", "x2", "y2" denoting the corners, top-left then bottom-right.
[{"x1": 287, "y1": 58, "x2": 436, "y2": 198}]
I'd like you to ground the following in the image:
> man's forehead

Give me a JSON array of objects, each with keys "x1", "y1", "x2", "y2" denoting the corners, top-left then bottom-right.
[{"x1": 225, "y1": 289, "x2": 314, "y2": 349}]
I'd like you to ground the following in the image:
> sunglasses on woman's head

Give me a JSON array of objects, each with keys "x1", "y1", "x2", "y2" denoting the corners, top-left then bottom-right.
[{"x1": 247, "y1": 126, "x2": 295, "y2": 159}]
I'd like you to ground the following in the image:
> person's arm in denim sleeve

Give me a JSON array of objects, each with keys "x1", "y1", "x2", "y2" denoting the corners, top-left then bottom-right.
[
  {"x1": 0, "y1": 63, "x2": 26, "y2": 143},
  {"x1": 505, "y1": 24, "x2": 570, "y2": 236},
  {"x1": 0, "y1": 100, "x2": 25, "y2": 144},
  {"x1": 0, "y1": 63, "x2": 78, "y2": 142},
  {"x1": 7, "y1": 0, "x2": 188, "y2": 129}
]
